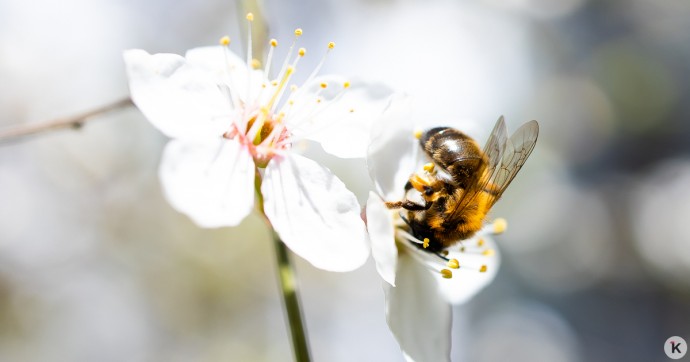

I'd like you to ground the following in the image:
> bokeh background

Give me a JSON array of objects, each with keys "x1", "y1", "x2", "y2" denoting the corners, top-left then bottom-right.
[{"x1": 1, "y1": 0, "x2": 689, "y2": 361}]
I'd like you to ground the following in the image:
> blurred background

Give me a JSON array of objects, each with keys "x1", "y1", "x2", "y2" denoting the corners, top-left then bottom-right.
[{"x1": 0, "y1": 0, "x2": 689, "y2": 361}]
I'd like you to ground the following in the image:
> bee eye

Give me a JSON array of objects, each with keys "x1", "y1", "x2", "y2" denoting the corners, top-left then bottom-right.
[{"x1": 424, "y1": 187, "x2": 433, "y2": 196}]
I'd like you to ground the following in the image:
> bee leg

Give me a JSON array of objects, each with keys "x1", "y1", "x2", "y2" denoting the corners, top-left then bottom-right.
[
  {"x1": 404, "y1": 180, "x2": 413, "y2": 191},
  {"x1": 385, "y1": 199, "x2": 431, "y2": 211},
  {"x1": 401, "y1": 199, "x2": 431, "y2": 211}
]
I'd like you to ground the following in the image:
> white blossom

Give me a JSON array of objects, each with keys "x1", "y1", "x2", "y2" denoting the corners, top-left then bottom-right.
[
  {"x1": 365, "y1": 98, "x2": 503, "y2": 361},
  {"x1": 124, "y1": 20, "x2": 393, "y2": 272}
]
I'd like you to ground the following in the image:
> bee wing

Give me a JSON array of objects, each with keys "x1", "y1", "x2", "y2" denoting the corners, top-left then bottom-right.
[
  {"x1": 448, "y1": 116, "x2": 508, "y2": 218},
  {"x1": 483, "y1": 116, "x2": 509, "y2": 170},
  {"x1": 485, "y1": 120, "x2": 539, "y2": 207}
]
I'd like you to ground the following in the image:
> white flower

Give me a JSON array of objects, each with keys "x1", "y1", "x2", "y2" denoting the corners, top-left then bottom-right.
[
  {"x1": 124, "y1": 18, "x2": 393, "y2": 272},
  {"x1": 365, "y1": 97, "x2": 502, "y2": 361}
]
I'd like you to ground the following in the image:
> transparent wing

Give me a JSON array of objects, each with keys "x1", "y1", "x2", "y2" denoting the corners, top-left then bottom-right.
[
  {"x1": 485, "y1": 120, "x2": 539, "y2": 207},
  {"x1": 448, "y1": 116, "x2": 508, "y2": 219}
]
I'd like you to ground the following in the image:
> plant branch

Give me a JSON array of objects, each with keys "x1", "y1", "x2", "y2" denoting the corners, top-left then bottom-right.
[{"x1": 0, "y1": 97, "x2": 134, "y2": 145}]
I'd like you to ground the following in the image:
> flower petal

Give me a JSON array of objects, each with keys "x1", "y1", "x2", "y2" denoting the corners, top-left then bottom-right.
[
  {"x1": 124, "y1": 49, "x2": 232, "y2": 140},
  {"x1": 185, "y1": 46, "x2": 266, "y2": 103},
  {"x1": 366, "y1": 192, "x2": 398, "y2": 286},
  {"x1": 159, "y1": 138, "x2": 255, "y2": 228},
  {"x1": 385, "y1": 253, "x2": 452, "y2": 362},
  {"x1": 261, "y1": 153, "x2": 369, "y2": 272},
  {"x1": 435, "y1": 235, "x2": 501, "y2": 304},
  {"x1": 367, "y1": 95, "x2": 418, "y2": 200},
  {"x1": 288, "y1": 76, "x2": 394, "y2": 159}
]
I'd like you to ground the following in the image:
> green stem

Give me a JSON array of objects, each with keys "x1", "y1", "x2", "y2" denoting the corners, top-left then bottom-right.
[
  {"x1": 254, "y1": 167, "x2": 311, "y2": 361},
  {"x1": 272, "y1": 232, "x2": 312, "y2": 362}
]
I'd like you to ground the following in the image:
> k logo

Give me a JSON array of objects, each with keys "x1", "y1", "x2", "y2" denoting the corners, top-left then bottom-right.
[{"x1": 665, "y1": 336, "x2": 687, "y2": 359}]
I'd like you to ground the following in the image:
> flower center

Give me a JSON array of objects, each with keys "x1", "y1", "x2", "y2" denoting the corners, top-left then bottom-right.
[
  {"x1": 218, "y1": 13, "x2": 348, "y2": 168},
  {"x1": 392, "y1": 214, "x2": 504, "y2": 279}
]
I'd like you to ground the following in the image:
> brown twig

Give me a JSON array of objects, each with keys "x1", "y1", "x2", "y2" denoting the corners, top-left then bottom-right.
[{"x1": 0, "y1": 97, "x2": 134, "y2": 145}]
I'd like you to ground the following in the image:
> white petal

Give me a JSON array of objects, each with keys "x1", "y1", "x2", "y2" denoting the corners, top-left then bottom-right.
[
  {"x1": 159, "y1": 138, "x2": 255, "y2": 228},
  {"x1": 365, "y1": 192, "x2": 398, "y2": 286},
  {"x1": 288, "y1": 76, "x2": 394, "y2": 159},
  {"x1": 436, "y1": 236, "x2": 501, "y2": 304},
  {"x1": 124, "y1": 49, "x2": 232, "y2": 140},
  {"x1": 185, "y1": 46, "x2": 266, "y2": 103},
  {"x1": 385, "y1": 253, "x2": 452, "y2": 362},
  {"x1": 367, "y1": 94, "x2": 418, "y2": 200},
  {"x1": 262, "y1": 154, "x2": 369, "y2": 272}
]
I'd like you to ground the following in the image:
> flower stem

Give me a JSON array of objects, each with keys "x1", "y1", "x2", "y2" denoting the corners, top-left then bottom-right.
[{"x1": 271, "y1": 231, "x2": 312, "y2": 362}]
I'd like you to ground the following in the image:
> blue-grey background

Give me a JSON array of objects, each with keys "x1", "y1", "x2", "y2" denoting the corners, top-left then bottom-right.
[{"x1": 0, "y1": 0, "x2": 688, "y2": 361}]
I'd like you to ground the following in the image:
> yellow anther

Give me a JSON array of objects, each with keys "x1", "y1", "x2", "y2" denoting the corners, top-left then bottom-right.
[
  {"x1": 246, "y1": 13, "x2": 254, "y2": 21},
  {"x1": 447, "y1": 259, "x2": 459, "y2": 269},
  {"x1": 219, "y1": 36, "x2": 231, "y2": 46},
  {"x1": 414, "y1": 129, "x2": 423, "y2": 139},
  {"x1": 261, "y1": 83, "x2": 267, "y2": 88},
  {"x1": 343, "y1": 81, "x2": 351, "y2": 88},
  {"x1": 286, "y1": 66, "x2": 295, "y2": 75},
  {"x1": 423, "y1": 238, "x2": 430, "y2": 249},
  {"x1": 482, "y1": 249, "x2": 496, "y2": 257},
  {"x1": 270, "y1": 39, "x2": 278, "y2": 47},
  {"x1": 328, "y1": 41, "x2": 335, "y2": 49},
  {"x1": 251, "y1": 58, "x2": 261, "y2": 69},
  {"x1": 441, "y1": 250, "x2": 449, "y2": 256},
  {"x1": 479, "y1": 265, "x2": 488, "y2": 273},
  {"x1": 320, "y1": 82, "x2": 328, "y2": 89},
  {"x1": 460, "y1": 246, "x2": 466, "y2": 252},
  {"x1": 294, "y1": 28, "x2": 303, "y2": 37},
  {"x1": 477, "y1": 238, "x2": 485, "y2": 247},
  {"x1": 289, "y1": 100, "x2": 295, "y2": 105},
  {"x1": 440, "y1": 269, "x2": 453, "y2": 279},
  {"x1": 290, "y1": 85, "x2": 298, "y2": 92},
  {"x1": 349, "y1": 109, "x2": 355, "y2": 113},
  {"x1": 423, "y1": 163, "x2": 435, "y2": 172},
  {"x1": 316, "y1": 98, "x2": 322, "y2": 103},
  {"x1": 298, "y1": 48, "x2": 306, "y2": 57},
  {"x1": 276, "y1": 112, "x2": 286, "y2": 122},
  {"x1": 271, "y1": 80, "x2": 278, "y2": 86},
  {"x1": 260, "y1": 106, "x2": 269, "y2": 115},
  {"x1": 493, "y1": 218, "x2": 507, "y2": 234}
]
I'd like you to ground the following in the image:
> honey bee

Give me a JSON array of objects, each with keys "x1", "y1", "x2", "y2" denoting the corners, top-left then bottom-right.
[{"x1": 386, "y1": 116, "x2": 539, "y2": 252}]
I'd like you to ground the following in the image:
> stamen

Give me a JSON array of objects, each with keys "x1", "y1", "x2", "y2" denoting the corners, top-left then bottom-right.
[
  {"x1": 343, "y1": 81, "x2": 351, "y2": 88},
  {"x1": 414, "y1": 129, "x2": 423, "y2": 139},
  {"x1": 447, "y1": 259, "x2": 459, "y2": 269},
  {"x1": 251, "y1": 58, "x2": 261, "y2": 69},
  {"x1": 300, "y1": 41, "x2": 336, "y2": 89},
  {"x1": 477, "y1": 238, "x2": 485, "y2": 247},
  {"x1": 423, "y1": 238, "x2": 430, "y2": 249},
  {"x1": 493, "y1": 218, "x2": 507, "y2": 234},
  {"x1": 320, "y1": 82, "x2": 327, "y2": 89},
  {"x1": 245, "y1": 13, "x2": 254, "y2": 67},
  {"x1": 264, "y1": 39, "x2": 278, "y2": 79},
  {"x1": 219, "y1": 36, "x2": 231, "y2": 46},
  {"x1": 275, "y1": 28, "x2": 302, "y2": 87},
  {"x1": 479, "y1": 265, "x2": 488, "y2": 273},
  {"x1": 245, "y1": 13, "x2": 254, "y2": 105},
  {"x1": 482, "y1": 249, "x2": 496, "y2": 257},
  {"x1": 396, "y1": 229, "x2": 425, "y2": 245},
  {"x1": 267, "y1": 66, "x2": 295, "y2": 110},
  {"x1": 423, "y1": 163, "x2": 435, "y2": 172},
  {"x1": 440, "y1": 269, "x2": 453, "y2": 279}
]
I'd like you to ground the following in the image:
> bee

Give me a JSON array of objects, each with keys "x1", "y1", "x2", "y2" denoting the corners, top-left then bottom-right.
[{"x1": 386, "y1": 116, "x2": 539, "y2": 252}]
